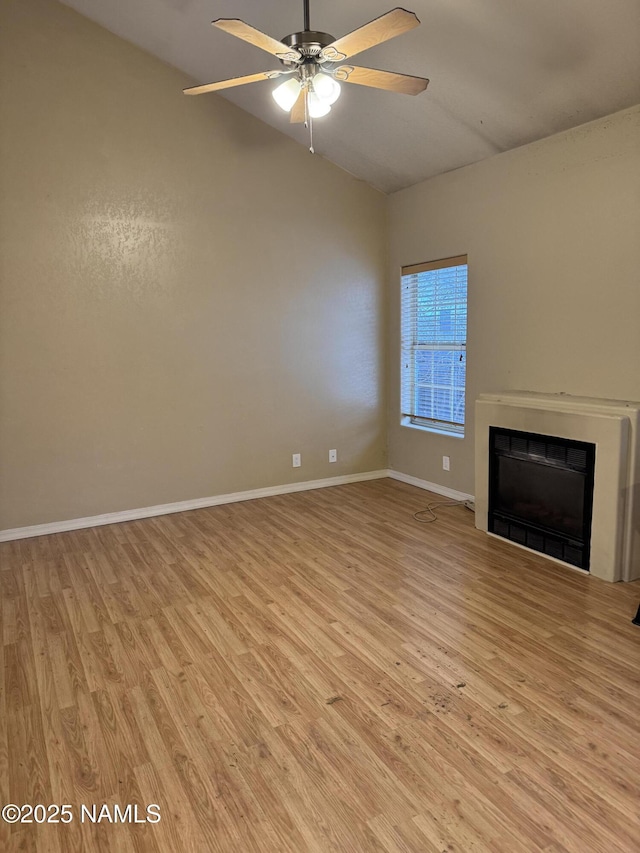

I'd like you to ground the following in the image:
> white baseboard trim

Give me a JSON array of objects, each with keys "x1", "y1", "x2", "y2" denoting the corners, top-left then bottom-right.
[
  {"x1": 0, "y1": 470, "x2": 390, "y2": 543},
  {"x1": 388, "y1": 469, "x2": 474, "y2": 503}
]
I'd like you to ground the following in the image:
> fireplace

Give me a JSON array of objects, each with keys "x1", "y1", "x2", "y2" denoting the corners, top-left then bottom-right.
[
  {"x1": 488, "y1": 427, "x2": 595, "y2": 570},
  {"x1": 475, "y1": 391, "x2": 640, "y2": 582}
]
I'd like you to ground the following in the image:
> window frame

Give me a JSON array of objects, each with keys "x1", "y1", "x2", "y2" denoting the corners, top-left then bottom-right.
[{"x1": 400, "y1": 254, "x2": 468, "y2": 438}]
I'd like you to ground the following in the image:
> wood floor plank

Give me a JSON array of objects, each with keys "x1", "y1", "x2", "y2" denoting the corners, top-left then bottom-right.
[
  {"x1": 134, "y1": 760, "x2": 207, "y2": 853},
  {"x1": 1, "y1": 479, "x2": 638, "y2": 851}
]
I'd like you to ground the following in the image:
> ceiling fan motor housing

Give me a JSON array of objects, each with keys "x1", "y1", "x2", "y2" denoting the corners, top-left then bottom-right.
[{"x1": 280, "y1": 31, "x2": 335, "y2": 67}]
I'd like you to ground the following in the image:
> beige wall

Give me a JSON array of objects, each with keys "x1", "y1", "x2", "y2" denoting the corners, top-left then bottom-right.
[
  {"x1": 388, "y1": 105, "x2": 640, "y2": 495},
  {"x1": 0, "y1": 0, "x2": 387, "y2": 530}
]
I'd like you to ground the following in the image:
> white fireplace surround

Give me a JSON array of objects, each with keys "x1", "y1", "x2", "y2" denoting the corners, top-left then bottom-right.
[{"x1": 475, "y1": 391, "x2": 640, "y2": 582}]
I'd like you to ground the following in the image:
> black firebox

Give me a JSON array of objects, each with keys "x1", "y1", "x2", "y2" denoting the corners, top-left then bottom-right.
[{"x1": 488, "y1": 427, "x2": 596, "y2": 570}]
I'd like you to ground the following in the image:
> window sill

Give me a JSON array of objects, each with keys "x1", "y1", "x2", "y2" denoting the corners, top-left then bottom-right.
[{"x1": 400, "y1": 418, "x2": 465, "y2": 439}]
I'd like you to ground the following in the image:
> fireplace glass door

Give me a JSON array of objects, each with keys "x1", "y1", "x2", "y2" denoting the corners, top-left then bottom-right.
[{"x1": 488, "y1": 428, "x2": 596, "y2": 570}]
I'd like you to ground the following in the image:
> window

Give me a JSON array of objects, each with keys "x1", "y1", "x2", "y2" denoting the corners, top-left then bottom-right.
[{"x1": 401, "y1": 255, "x2": 468, "y2": 436}]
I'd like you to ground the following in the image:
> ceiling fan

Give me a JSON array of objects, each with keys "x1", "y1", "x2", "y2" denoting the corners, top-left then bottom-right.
[{"x1": 184, "y1": 1, "x2": 428, "y2": 136}]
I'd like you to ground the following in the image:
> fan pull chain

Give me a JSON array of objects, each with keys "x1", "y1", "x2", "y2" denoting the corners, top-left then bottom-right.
[{"x1": 303, "y1": 88, "x2": 315, "y2": 154}]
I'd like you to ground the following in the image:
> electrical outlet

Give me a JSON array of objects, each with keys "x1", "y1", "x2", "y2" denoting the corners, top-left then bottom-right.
[
  {"x1": 442, "y1": 455, "x2": 450, "y2": 471},
  {"x1": 292, "y1": 453, "x2": 301, "y2": 468},
  {"x1": 329, "y1": 449, "x2": 337, "y2": 463}
]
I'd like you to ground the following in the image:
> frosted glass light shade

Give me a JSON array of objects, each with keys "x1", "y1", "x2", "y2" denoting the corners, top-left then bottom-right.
[
  {"x1": 312, "y1": 73, "x2": 341, "y2": 106},
  {"x1": 272, "y1": 78, "x2": 301, "y2": 111},
  {"x1": 307, "y1": 91, "x2": 331, "y2": 118}
]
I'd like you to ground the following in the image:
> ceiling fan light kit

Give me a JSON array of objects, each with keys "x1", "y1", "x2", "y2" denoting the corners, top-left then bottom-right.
[
  {"x1": 272, "y1": 73, "x2": 341, "y2": 116},
  {"x1": 312, "y1": 73, "x2": 341, "y2": 105},
  {"x1": 272, "y1": 77, "x2": 302, "y2": 111},
  {"x1": 184, "y1": 1, "x2": 428, "y2": 150},
  {"x1": 307, "y1": 90, "x2": 331, "y2": 118}
]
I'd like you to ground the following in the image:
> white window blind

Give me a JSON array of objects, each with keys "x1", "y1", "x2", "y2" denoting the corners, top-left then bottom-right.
[{"x1": 401, "y1": 255, "x2": 468, "y2": 435}]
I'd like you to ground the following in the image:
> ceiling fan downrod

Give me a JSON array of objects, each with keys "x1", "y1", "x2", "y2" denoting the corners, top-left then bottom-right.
[{"x1": 303, "y1": 0, "x2": 310, "y2": 32}]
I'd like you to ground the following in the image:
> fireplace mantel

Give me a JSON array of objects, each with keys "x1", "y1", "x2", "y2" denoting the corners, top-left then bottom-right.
[{"x1": 475, "y1": 391, "x2": 640, "y2": 582}]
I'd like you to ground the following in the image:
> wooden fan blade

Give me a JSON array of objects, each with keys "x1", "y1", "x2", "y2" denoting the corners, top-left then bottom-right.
[
  {"x1": 213, "y1": 19, "x2": 301, "y2": 62},
  {"x1": 334, "y1": 65, "x2": 428, "y2": 95},
  {"x1": 319, "y1": 8, "x2": 419, "y2": 62},
  {"x1": 184, "y1": 71, "x2": 283, "y2": 95},
  {"x1": 290, "y1": 90, "x2": 306, "y2": 123}
]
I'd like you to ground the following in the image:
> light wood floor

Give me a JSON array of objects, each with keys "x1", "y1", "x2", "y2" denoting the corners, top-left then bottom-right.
[{"x1": 1, "y1": 479, "x2": 639, "y2": 852}]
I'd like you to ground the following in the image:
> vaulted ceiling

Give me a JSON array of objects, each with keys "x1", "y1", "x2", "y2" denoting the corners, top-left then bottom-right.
[{"x1": 60, "y1": 0, "x2": 640, "y2": 193}]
